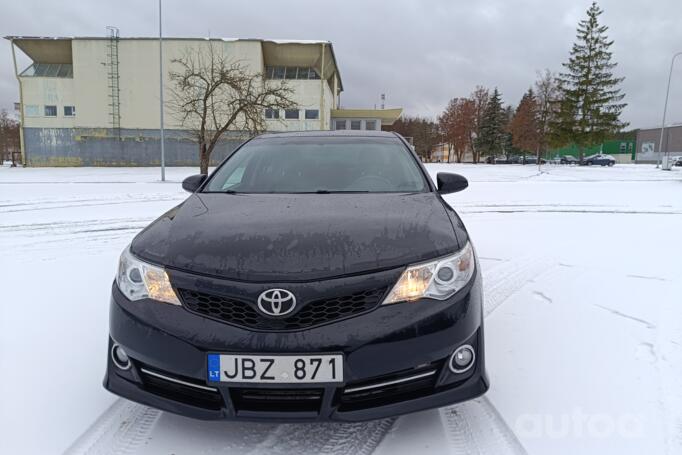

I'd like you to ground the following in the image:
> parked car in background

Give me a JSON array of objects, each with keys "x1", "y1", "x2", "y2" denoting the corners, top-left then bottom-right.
[
  {"x1": 671, "y1": 156, "x2": 682, "y2": 167},
  {"x1": 520, "y1": 156, "x2": 545, "y2": 165},
  {"x1": 493, "y1": 155, "x2": 515, "y2": 164},
  {"x1": 560, "y1": 155, "x2": 580, "y2": 165},
  {"x1": 581, "y1": 154, "x2": 616, "y2": 166}
]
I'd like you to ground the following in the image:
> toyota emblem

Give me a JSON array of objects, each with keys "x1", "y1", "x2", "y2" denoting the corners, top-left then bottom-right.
[{"x1": 257, "y1": 289, "x2": 297, "y2": 317}]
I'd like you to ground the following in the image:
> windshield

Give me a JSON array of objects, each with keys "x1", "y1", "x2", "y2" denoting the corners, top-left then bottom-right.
[{"x1": 204, "y1": 136, "x2": 428, "y2": 193}]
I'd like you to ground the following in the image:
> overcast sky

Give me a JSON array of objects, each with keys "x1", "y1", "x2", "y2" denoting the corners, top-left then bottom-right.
[{"x1": 2, "y1": 0, "x2": 682, "y2": 129}]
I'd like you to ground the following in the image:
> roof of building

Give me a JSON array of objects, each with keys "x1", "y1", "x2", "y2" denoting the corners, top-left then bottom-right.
[
  {"x1": 636, "y1": 124, "x2": 682, "y2": 133},
  {"x1": 5, "y1": 35, "x2": 343, "y2": 90},
  {"x1": 330, "y1": 108, "x2": 403, "y2": 126},
  {"x1": 5, "y1": 36, "x2": 331, "y2": 43}
]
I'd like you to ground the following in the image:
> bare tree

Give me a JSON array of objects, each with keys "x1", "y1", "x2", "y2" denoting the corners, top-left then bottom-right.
[
  {"x1": 168, "y1": 43, "x2": 296, "y2": 173},
  {"x1": 0, "y1": 110, "x2": 20, "y2": 166},
  {"x1": 469, "y1": 86, "x2": 489, "y2": 163},
  {"x1": 439, "y1": 98, "x2": 476, "y2": 163},
  {"x1": 389, "y1": 116, "x2": 439, "y2": 161},
  {"x1": 509, "y1": 88, "x2": 540, "y2": 157},
  {"x1": 438, "y1": 99, "x2": 457, "y2": 162},
  {"x1": 534, "y1": 69, "x2": 559, "y2": 156}
]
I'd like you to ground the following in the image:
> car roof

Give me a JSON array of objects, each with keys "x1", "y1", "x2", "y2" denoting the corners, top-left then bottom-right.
[{"x1": 254, "y1": 130, "x2": 400, "y2": 140}]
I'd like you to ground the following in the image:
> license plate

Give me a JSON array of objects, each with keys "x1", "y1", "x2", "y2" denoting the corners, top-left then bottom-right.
[{"x1": 207, "y1": 354, "x2": 343, "y2": 384}]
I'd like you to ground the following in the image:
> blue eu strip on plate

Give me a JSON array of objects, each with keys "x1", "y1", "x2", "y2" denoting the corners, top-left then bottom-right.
[{"x1": 207, "y1": 354, "x2": 220, "y2": 382}]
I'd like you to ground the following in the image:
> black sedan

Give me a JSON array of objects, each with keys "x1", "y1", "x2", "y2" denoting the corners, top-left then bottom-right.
[
  {"x1": 581, "y1": 154, "x2": 616, "y2": 166},
  {"x1": 104, "y1": 131, "x2": 488, "y2": 422}
]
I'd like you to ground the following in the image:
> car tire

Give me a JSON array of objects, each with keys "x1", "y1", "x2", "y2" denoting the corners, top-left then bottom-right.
[
  {"x1": 608, "y1": 162, "x2": 614, "y2": 167},
  {"x1": 587, "y1": 162, "x2": 593, "y2": 166}
]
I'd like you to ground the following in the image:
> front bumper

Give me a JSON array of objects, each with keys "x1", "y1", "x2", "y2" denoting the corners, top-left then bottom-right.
[{"x1": 104, "y1": 267, "x2": 488, "y2": 422}]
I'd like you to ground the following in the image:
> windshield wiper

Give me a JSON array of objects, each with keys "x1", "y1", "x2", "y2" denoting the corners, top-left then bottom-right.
[{"x1": 312, "y1": 190, "x2": 371, "y2": 194}]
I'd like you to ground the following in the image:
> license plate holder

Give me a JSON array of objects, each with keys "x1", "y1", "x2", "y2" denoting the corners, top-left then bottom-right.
[{"x1": 207, "y1": 353, "x2": 344, "y2": 384}]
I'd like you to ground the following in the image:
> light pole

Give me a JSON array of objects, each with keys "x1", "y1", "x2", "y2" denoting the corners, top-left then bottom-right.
[
  {"x1": 159, "y1": 0, "x2": 166, "y2": 181},
  {"x1": 657, "y1": 51, "x2": 682, "y2": 169}
]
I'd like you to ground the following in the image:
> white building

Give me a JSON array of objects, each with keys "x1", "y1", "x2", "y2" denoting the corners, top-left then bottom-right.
[{"x1": 7, "y1": 35, "x2": 401, "y2": 166}]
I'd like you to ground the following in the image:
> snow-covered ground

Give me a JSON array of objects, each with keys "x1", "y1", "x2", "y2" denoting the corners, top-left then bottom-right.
[{"x1": 1, "y1": 164, "x2": 680, "y2": 455}]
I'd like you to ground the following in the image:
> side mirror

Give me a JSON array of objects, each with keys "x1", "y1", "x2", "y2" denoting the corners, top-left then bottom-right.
[
  {"x1": 437, "y1": 172, "x2": 468, "y2": 194},
  {"x1": 182, "y1": 174, "x2": 207, "y2": 193}
]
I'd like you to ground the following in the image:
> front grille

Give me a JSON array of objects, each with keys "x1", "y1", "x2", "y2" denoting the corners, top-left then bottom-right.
[
  {"x1": 178, "y1": 287, "x2": 387, "y2": 331},
  {"x1": 139, "y1": 367, "x2": 224, "y2": 410},
  {"x1": 338, "y1": 364, "x2": 440, "y2": 412},
  {"x1": 230, "y1": 388, "x2": 323, "y2": 413}
]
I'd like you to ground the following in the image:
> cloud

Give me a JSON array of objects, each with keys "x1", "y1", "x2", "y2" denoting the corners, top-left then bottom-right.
[{"x1": 1, "y1": 0, "x2": 681, "y2": 129}]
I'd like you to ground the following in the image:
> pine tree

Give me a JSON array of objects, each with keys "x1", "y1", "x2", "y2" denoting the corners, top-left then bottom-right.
[
  {"x1": 534, "y1": 69, "x2": 559, "y2": 153},
  {"x1": 554, "y1": 1, "x2": 627, "y2": 156},
  {"x1": 477, "y1": 88, "x2": 505, "y2": 159},
  {"x1": 502, "y1": 105, "x2": 516, "y2": 158}
]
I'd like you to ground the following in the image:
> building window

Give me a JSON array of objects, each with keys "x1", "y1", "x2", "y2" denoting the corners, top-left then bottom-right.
[
  {"x1": 365, "y1": 120, "x2": 377, "y2": 131},
  {"x1": 619, "y1": 142, "x2": 626, "y2": 153},
  {"x1": 264, "y1": 108, "x2": 280, "y2": 119},
  {"x1": 44, "y1": 105, "x2": 57, "y2": 117},
  {"x1": 296, "y1": 67, "x2": 309, "y2": 80},
  {"x1": 25, "y1": 104, "x2": 40, "y2": 117},
  {"x1": 20, "y1": 63, "x2": 73, "y2": 78},
  {"x1": 335, "y1": 120, "x2": 347, "y2": 130},
  {"x1": 285, "y1": 67, "x2": 298, "y2": 79},
  {"x1": 350, "y1": 120, "x2": 361, "y2": 130},
  {"x1": 285, "y1": 109, "x2": 300, "y2": 120},
  {"x1": 64, "y1": 106, "x2": 76, "y2": 117},
  {"x1": 273, "y1": 67, "x2": 286, "y2": 79},
  {"x1": 305, "y1": 109, "x2": 319, "y2": 120},
  {"x1": 307, "y1": 68, "x2": 320, "y2": 79},
  {"x1": 265, "y1": 66, "x2": 320, "y2": 80}
]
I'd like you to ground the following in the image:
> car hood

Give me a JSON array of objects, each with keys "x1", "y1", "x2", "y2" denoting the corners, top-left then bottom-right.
[{"x1": 131, "y1": 192, "x2": 460, "y2": 281}]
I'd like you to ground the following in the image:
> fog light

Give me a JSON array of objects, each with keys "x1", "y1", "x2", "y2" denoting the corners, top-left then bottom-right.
[
  {"x1": 111, "y1": 344, "x2": 131, "y2": 370},
  {"x1": 449, "y1": 344, "x2": 475, "y2": 373}
]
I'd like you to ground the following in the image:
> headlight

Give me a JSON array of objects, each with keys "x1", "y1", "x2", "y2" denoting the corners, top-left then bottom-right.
[
  {"x1": 116, "y1": 246, "x2": 180, "y2": 305},
  {"x1": 382, "y1": 242, "x2": 474, "y2": 305}
]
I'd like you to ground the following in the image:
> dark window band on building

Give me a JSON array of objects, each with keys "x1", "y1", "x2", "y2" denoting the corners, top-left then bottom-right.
[
  {"x1": 285, "y1": 109, "x2": 300, "y2": 120},
  {"x1": 20, "y1": 63, "x2": 73, "y2": 78},
  {"x1": 265, "y1": 108, "x2": 280, "y2": 119},
  {"x1": 265, "y1": 66, "x2": 320, "y2": 80}
]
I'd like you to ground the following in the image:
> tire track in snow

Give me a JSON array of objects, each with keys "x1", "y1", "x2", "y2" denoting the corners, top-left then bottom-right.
[
  {"x1": 438, "y1": 397, "x2": 526, "y2": 455},
  {"x1": 483, "y1": 255, "x2": 554, "y2": 317},
  {"x1": 425, "y1": 257, "x2": 553, "y2": 455},
  {"x1": 0, "y1": 194, "x2": 183, "y2": 213},
  {"x1": 318, "y1": 418, "x2": 396, "y2": 455},
  {"x1": 0, "y1": 217, "x2": 153, "y2": 235},
  {"x1": 64, "y1": 400, "x2": 161, "y2": 455},
  {"x1": 241, "y1": 418, "x2": 396, "y2": 455}
]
